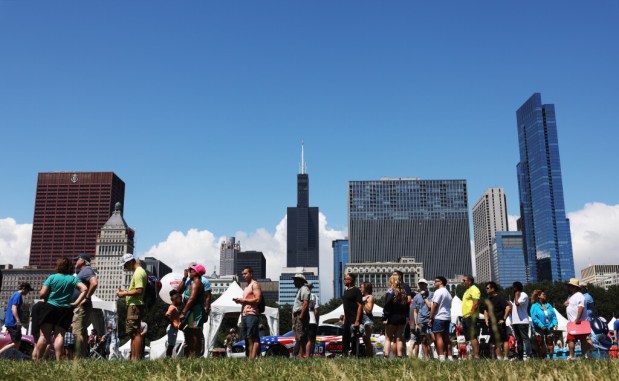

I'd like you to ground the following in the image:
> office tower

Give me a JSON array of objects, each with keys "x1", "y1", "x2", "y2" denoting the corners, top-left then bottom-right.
[
  {"x1": 220, "y1": 237, "x2": 241, "y2": 276},
  {"x1": 278, "y1": 267, "x2": 319, "y2": 305},
  {"x1": 235, "y1": 251, "x2": 266, "y2": 280},
  {"x1": 29, "y1": 172, "x2": 125, "y2": 269},
  {"x1": 92, "y1": 202, "x2": 135, "y2": 302},
  {"x1": 348, "y1": 178, "x2": 472, "y2": 279},
  {"x1": 472, "y1": 188, "x2": 509, "y2": 283},
  {"x1": 287, "y1": 143, "x2": 319, "y2": 269},
  {"x1": 142, "y1": 257, "x2": 172, "y2": 280},
  {"x1": 581, "y1": 265, "x2": 619, "y2": 290},
  {"x1": 516, "y1": 93, "x2": 575, "y2": 282},
  {"x1": 492, "y1": 232, "x2": 527, "y2": 288},
  {"x1": 332, "y1": 239, "x2": 349, "y2": 299}
]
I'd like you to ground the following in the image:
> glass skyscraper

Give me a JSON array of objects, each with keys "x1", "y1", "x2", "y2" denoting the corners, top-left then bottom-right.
[
  {"x1": 492, "y1": 232, "x2": 527, "y2": 288},
  {"x1": 516, "y1": 93, "x2": 575, "y2": 283},
  {"x1": 332, "y1": 239, "x2": 349, "y2": 299},
  {"x1": 348, "y1": 178, "x2": 472, "y2": 279}
]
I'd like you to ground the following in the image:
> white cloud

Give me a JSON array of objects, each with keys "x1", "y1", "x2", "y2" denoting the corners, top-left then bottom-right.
[
  {"x1": 568, "y1": 203, "x2": 619, "y2": 277},
  {"x1": 140, "y1": 212, "x2": 346, "y2": 302},
  {"x1": 0, "y1": 218, "x2": 32, "y2": 268}
]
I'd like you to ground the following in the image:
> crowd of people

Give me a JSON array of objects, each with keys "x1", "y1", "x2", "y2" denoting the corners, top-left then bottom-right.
[{"x1": 2, "y1": 253, "x2": 618, "y2": 362}]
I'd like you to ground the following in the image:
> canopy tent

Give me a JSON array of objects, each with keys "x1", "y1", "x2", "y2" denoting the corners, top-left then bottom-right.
[
  {"x1": 451, "y1": 296, "x2": 462, "y2": 325},
  {"x1": 554, "y1": 309, "x2": 568, "y2": 331},
  {"x1": 29, "y1": 296, "x2": 117, "y2": 336},
  {"x1": 609, "y1": 317, "x2": 616, "y2": 332},
  {"x1": 150, "y1": 328, "x2": 185, "y2": 359},
  {"x1": 202, "y1": 281, "x2": 279, "y2": 358},
  {"x1": 319, "y1": 304, "x2": 383, "y2": 325}
]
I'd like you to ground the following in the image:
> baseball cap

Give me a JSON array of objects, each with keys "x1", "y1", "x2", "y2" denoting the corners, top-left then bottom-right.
[
  {"x1": 120, "y1": 253, "x2": 136, "y2": 266},
  {"x1": 190, "y1": 264, "x2": 206, "y2": 276},
  {"x1": 74, "y1": 253, "x2": 91, "y2": 262},
  {"x1": 418, "y1": 278, "x2": 428, "y2": 285}
]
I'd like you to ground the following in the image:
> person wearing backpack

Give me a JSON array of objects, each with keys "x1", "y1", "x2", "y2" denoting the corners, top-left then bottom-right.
[
  {"x1": 116, "y1": 253, "x2": 147, "y2": 361},
  {"x1": 234, "y1": 266, "x2": 262, "y2": 360}
]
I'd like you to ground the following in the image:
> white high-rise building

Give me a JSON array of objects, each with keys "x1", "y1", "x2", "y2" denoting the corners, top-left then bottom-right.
[
  {"x1": 472, "y1": 188, "x2": 509, "y2": 283},
  {"x1": 92, "y1": 202, "x2": 135, "y2": 302}
]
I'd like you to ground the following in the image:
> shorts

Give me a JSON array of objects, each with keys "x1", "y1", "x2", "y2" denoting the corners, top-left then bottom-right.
[
  {"x1": 126, "y1": 304, "x2": 145, "y2": 336},
  {"x1": 7, "y1": 326, "x2": 22, "y2": 344},
  {"x1": 488, "y1": 321, "x2": 509, "y2": 343},
  {"x1": 361, "y1": 314, "x2": 374, "y2": 328},
  {"x1": 39, "y1": 302, "x2": 74, "y2": 331},
  {"x1": 533, "y1": 328, "x2": 556, "y2": 337},
  {"x1": 462, "y1": 316, "x2": 480, "y2": 341},
  {"x1": 167, "y1": 328, "x2": 178, "y2": 347},
  {"x1": 385, "y1": 323, "x2": 405, "y2": 341},
  {"x1": 414, "y1": 323, "x2": 432, "y2": 344},
  {"x1": 72, "y1": 302, "x2": 93, "y2": 337},
  {"x1": 432, "y1": 319, "x2": 450, "y2": 334},
  {"x1": 242, "y1": 314, "x2": 260, "y2": 341},
  {"x1": 567, "y1": 333, "x2": 588, "y2": 342},
  {"x1": 293, "y1": 312, "x2": 309, "y2": 341},
  {"x1": 308, "y1": 324, "x2": 318, "y2": 341}
]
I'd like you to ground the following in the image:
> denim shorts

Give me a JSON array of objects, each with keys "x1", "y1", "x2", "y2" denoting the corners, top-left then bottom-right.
[
  {"x1": 432, "y1": 319, "x2": 450, "y2": 333},
  {"x1": 242, "y1": 314, "x2": 260, "y2": 340}
]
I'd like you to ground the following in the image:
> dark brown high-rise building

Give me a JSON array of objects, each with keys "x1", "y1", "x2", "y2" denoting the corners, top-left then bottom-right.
[{"x1": 29, "y1": 172, "x2": 125, "y2": 269}]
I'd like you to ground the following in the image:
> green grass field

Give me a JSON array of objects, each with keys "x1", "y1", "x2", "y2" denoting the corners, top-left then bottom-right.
[{"x1": 1, "y1": 358, "x2": 618, "y2": 381}]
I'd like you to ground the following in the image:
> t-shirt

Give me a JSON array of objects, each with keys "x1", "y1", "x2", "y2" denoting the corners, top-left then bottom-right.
[
  {"x1": 431, "y1": 287, "x2": 452, "y2": 321},
  {"x1": 462, "y1": 285, "x2": 481, "y2": 318},
  {"x1": 5, "y1": 291, "x2": 23, "y2": 327},
  {"x1": 293, "y1": 285, "x2": 311, "y2": 314},
  {"x1": 583, "y1": 292, "x2": 594, "y2": 317},
  {"x1": 309, "y1": 294, "x2": 320, "y2": 325},
  {"x1": 72, "y1": 266, "x2": 96, "y2": 303},
  {"x1": 566, "y1": 292, "x2": 589, "y2": 322},
  {"x1": 342, "y1": 287, "x2": 363, "y2": 324},
  {"x1": 44, "y1": 273, "x2": 82, "y2": 308},
  {"x1": 510, "y1": 292, "x2": 529, "y2": 324},
  {"x1": 413, "y1": 290, "x2": 434, "y2": 324},
  {"x1": 488, "y1": 294, "x2": 509, "y2": 322},
  {"x1": 126, "y1": 266, "x2": 147, "y2": 306}
]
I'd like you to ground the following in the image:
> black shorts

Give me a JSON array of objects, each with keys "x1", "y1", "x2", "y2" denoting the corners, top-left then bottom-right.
[
  {"x1": 462, "y1": 317, "x2": 480, "y2": 341},
  {"x1": 7, "y1": 326, "x2": 22, "y2": 344},
  {"x1": 488, "y1": 322, "x2": 509, "y2": 344},
  {"x1": 39, "y1": 303, "x2": 74, "y2": 331},
  {"x1": 308, "y1": 324, "x2": 318, "y2": 341}
]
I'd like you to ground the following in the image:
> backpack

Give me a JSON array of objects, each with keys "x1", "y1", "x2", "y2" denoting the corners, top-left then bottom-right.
[
  {"x1": 591, "y1": 316, "x2": 609, "y2": 334},
  {"x1": 144, "y1": 274, "x2": 160, "y2": 308}
]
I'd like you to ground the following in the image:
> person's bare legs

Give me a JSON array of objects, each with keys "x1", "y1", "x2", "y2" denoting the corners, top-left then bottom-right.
[
  {"x1": 384, "y1": 325, "x2": 394, "y2": 358},
  {"x1": 131, "y1": 332, "x2": 143, "y2": 360},
  {"x1": 33, "y1": 323, "x2": 53, "y2": 361},
  {"x1": 53, "y1": 328, "x2": 66, "y2": 361}
]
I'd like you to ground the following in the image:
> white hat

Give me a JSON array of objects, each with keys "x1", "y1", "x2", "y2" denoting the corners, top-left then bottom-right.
[
  {"x1": 120, "y1": 253, "x2": 136, "y2": 266},
  {"x1": 293, "y1": 273, "x2": 307, "y2": 283}
]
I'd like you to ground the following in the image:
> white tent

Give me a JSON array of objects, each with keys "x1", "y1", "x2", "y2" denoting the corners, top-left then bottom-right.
[
  {"x1": 202, "y1": 281, "x2": 279, "y2": 358},
  {"x1": 319, "y1": 304, "x2": 384, "y2": 325},
  {"x1": 451, "y1": 296, "x2": 462, "y2": 325},
  {"x1": 554, "y1": 309, "x2": 568, "y2": 331},
  {"x1": 149, "y1": 328, "x2": 185, "y2": 359}
]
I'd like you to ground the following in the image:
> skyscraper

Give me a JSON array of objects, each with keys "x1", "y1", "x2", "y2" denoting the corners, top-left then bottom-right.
[
  {"x1": 492, "y1": 232, "x2": 527, "y2": 288},
  {"x1": 516, "y1": 93, "x2": 575, "y2": 282},
  {"x1": 29, "y1": 172, "x2": 125, "y2": 269},
  {"x1": 286, "y1": 143, "x2": 319, "y2": 269},
  {"x1": 332, "y1": 239, "x2": 349, "y2": 299},
  {"x1": 472, "y1": 188, "x2": 509, "y2": 283},
  {"x1": 235, "y1": 251, "x2": 266, "y2": 280},
  {"x1": 92, "y1": 202, "x2": 134, "y2": 302},
  {"x1": 349, "y1": 178, "x2": 472, "y2": 279},
  {"x1": 220, "y1": 237, "x2": 241, "y2": 276}
]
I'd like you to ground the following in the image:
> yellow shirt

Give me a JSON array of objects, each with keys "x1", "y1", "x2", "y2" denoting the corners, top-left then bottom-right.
[
  {"x1": 462, "y1": 284, "x2": 481, "y2": 318},
  {"x1": 126, "y1": 266, "x2": 147, "y2": 306}
]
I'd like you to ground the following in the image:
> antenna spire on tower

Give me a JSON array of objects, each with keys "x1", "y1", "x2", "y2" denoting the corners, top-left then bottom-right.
[{"x1": 300, "y1": 140, "x2": 307, "y2": 174}]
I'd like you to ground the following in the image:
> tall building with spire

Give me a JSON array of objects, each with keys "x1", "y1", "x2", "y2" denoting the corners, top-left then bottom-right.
[
  {"x1": 286, "y1": 142, "x2": 319, "y2": 269},
  {"x1": 220, "y1": 237, "x2": 241, "y2": 276},
  {"x1": 516, "y1": 93, "x2": 574, "y2": 282},
  {"x1": 92, "y1": 202, "x2": 135, "y2": 302}
]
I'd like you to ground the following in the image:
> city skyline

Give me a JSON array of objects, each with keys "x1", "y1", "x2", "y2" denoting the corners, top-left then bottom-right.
[{"x1": 1, "y1": 2, "x2": 618, "y2": 301}]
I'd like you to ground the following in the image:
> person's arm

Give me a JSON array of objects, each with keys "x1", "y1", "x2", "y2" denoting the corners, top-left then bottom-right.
[
  {"x1": 204, "y1": 291, "x2": 212, "y2": 314},
  {"x1": 364, "y1": 295, "x2": 374, "y2": 315},
  {"x1": 429, "y1": 302, "x2": 438, "y2": 325},
  {"x1": 530, "y1": 304, "x2": 543, "y2": 330},
  {"x1": 484, "y1": 307, "x2": 489, "y2": 327},
  {"x1": 300, "y1": 299, "x2": 309, "y2": 320},
  {"x1": 575, "y1": 306, "x2": 584, "y2": 324},
  {"x1": 86, "y1": 276, "x2": 98, "y2": 299},
  {"x1": 39, "y1": 285, "x2": 49, "y2": 300},
  {"x1": 12, "y1": 304, "x2": 21, "y2": 326},
  {"x1": 354, "y1": 300, "x2": 362, "y2": 327},
  {"x1": 413, "y1": 303, "x2": 420, "y2": 329},
  {"x1": 176, "y1": 269, "x2": 189, "y2": 294},
  {"x1": 514, "y1": 291, "x2": 521, "y2": 306},
  {"x1": 71, "y1": 282, "x2": 88, "y2": 307}
]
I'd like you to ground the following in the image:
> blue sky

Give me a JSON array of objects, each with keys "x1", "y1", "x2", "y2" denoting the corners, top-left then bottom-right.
[{"x1": 1, "y1": 1, "x2": 618, "y2": 299}]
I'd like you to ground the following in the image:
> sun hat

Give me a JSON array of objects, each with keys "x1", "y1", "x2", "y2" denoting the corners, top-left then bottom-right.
[
  {"x1": 566, "y1": 278, "x2": 580, "y2": 288},
  {"x1": 293, "y1": 273, "x2": 307, "y2": 283}
]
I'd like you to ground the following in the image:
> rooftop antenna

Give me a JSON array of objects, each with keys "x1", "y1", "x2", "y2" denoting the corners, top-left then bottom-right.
[{"x1": 300, "y1": 140, "x2": 307, "y2": 174}]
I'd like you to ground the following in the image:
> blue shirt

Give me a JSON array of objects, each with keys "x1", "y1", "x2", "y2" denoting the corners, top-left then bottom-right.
[
  {"x1": 412, "y1": 291, "x2": 434, "y2": 324},
  {"x1": 583, "y1": 292, "x2": 594, "y2": 317},
  {"x1": 5, "y1": 291, "x2": 23, "y2": 327}
]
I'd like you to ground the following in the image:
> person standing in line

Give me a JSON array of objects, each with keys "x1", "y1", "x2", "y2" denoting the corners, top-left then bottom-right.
[
  {"x1": 392, "y1": 270, "x2": 413, "y2": 356},
  {"x1": 63, "y1": 327, "x2": 76, "y2": 359},
  {"x1": 461, "y1": 275, "x2": 481, "y2": 359},
  {"x1": 429, "y1": 276, "x2": 452, "y2": 362},
  {"x1": 0, "y1": 282, "x2": 33, "y2": 355},
  {"x1": 341, "y1": 273, "x2": 363, "y2": 357},
  {"x1": 510, "y1": 281, "x2": 531, "y2": 360},
  {"x1": 484, "y1": 282, "x2": 511, "y2": 360},
  {"x1": 116, "y1": 253, "x2": 147, "y2": 361},
  {"x1": 306, "y1": 282, "x2": 320, "y2": 357},
  {"x1": 383, "y1": 275, "x2": 408, "y2": 358},
  {"x1": 234, "y1": 266, "x2": 262, "y2": 360},
  {"x1": 290, "y1": 273, "x2": 311, "y2": 358},
  {"x1": 34, "y1": 258, "x2": 88, "y2": 361},
  {"x1": 530, "y1": 289, "x2": 558, "y2": 359},
  {"x1": 412, "y1": 278, "x2": 434, "y2": 360},
  {"x1": 179, "y1": 264, "x2": 206, "y2": 358},
  {"x1": 564, "y1": 278, "x2": 591, "y2": 359},
  {"x1": 165, "y1": 290, "x2": 181, "y2": 358},
  {"x1": 581, "y1": 285, "x2": 595, "y2": 319},
  {"x1": 176, "y1": 261, "x2": 212, "y2": 356},
  {"x1": 360, "y1": 281, "x2": 375, "y2": 357},
  {"x1": 71, "y1": 254, "x2": 98, "y2": 358}
]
